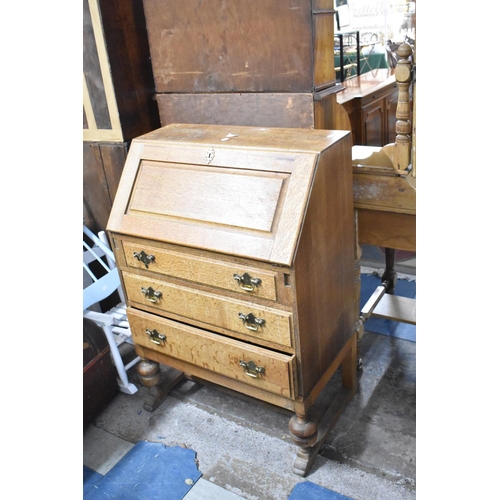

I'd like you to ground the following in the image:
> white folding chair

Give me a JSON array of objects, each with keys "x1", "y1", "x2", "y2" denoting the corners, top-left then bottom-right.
[{"x1": 83, "y1": 224, "x2": 140, "y2": 394}]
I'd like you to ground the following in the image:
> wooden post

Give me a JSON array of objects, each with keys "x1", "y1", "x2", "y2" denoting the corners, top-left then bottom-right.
[{"x1": 393, "y1": 43, "x2": 414, "y2": 171}]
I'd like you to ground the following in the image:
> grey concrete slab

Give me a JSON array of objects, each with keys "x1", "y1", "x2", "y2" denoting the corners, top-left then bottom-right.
[
  {"x1": 322, "y1": 332, "x2": 416, "y2": 486},
  {"x1": 184, "y1": 478, "x2": 245, "y2": 500},
  {"x1": 83, "y1": 425, "x2": 134, "y2": 475}
]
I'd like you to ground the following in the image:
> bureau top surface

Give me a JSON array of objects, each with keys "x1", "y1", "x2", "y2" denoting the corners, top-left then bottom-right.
[
  {"x1": 108, "y1": 124, "x2": 350, "y2": 266},
  {"x1": 133, "y1": 123, "x2": 349, "y2": 153}
]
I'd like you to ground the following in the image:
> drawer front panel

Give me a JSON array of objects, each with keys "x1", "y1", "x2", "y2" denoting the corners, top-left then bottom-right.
[
  {"x1": 122, "y1": 241, "x2": 278, "y2": 301},
  {"x1": 123, "y1": 271, "x2": 293, "y2": 348},
  {"x1": 127, "y1": 308, "x2": 295, "y2": 398}
]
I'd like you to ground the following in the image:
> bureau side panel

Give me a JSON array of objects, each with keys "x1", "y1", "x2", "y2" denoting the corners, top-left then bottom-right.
[{"x1": 293, "y1": 134, "x2": 357, "y2": 396}]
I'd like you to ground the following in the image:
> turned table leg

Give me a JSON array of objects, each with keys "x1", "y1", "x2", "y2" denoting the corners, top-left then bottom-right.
[
  {"x1": 137, "y1": 358, "x2": 184, "y2": 412},
  {"x1": 382, "y1": 247, "x2": 397, "y2": 294}
]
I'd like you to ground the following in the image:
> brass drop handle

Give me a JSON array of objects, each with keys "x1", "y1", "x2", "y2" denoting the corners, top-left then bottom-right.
[
  {"x1": 233, "y1": 272, "x2": 262, "y2": 292},
  {"x1": 238, "y1": 312, "x2": 265, "y2": 331},
  {"x1": 141, "y1": 286, "x2": 162, "y2": 303},
  {"x1": 146, "y1": 328, "x2": 166, "y2": 345},
  {"x1": 133, "y1": 250, "x2": 155, "y2": 269},
  {"x1": 239, "y1": 360, "x2": 265, "y2": 378}
]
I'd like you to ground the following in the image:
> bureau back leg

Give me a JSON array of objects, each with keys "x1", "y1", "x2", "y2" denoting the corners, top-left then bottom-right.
[{"x1": 137, "y1": 358, "x2": 184, "y2": 412}]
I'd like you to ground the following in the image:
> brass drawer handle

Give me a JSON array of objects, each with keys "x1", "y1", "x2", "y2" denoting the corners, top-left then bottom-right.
[
  {"x1": 146, "y1": 328, "x2": 166, "y2": 345},
  {"x1": 141, "y1": 286, "x2": 162, "y2": 303},
  {"x1": 239, "y1": 360, "x2": 265, "y2": 378},
  {"x1": 133, "y1": 250, "x2": 155, "y2": 269},
  {"x1": 233, "y1": 272, "x2": 262, "y2": 292},
  {"x1": 238, "y1": 312, "x2": 265, "y2": 331}
]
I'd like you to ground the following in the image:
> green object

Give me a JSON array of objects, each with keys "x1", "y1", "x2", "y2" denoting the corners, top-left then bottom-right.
[{"x1": 335, "y1": 51, "x2": 388, "y2": 79}]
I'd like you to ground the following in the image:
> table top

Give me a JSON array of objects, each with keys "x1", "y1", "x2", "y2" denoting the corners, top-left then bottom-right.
[{"x1": 336, "y1": 68, "x2": 396, "y2": 104}]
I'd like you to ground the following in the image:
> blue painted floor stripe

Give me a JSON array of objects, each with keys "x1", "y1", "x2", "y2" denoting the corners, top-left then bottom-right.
[
  {"x1": 83, "y1": 466, "x2": 103, "y2": 495},
  {"x1": 288, "y1": 481, "x2": 354, "y2": 500},
  {"x1": 83, "y1": 442, "x2": 201, "y2": 499}
]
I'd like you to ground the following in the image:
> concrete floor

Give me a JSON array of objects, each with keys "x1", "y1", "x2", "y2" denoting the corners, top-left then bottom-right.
[
  {"x1": 85, "y1": 328, "x2": 415, "y2": 500},
  {"x1": 84, "y1": 250, "x2": 416, "y2": 500}
]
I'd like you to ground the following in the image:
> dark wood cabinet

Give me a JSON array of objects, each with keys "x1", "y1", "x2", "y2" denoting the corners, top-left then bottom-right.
[
  {"x1": 337, "y1": 70, "x2": 398, "y2": 146},
  {"x1": 83, "y1": 0, "x2": 159, "y2": 144},
  {"x1": 144, "y1": 0, "x2": 333, "y2": 94},
  {"x1": 83, "y1": 0, "x2": 160, "y2": 233},
  {"x1": 142, "y1": 0, "x2": 346, "y2": 131},
  {"x1": 362, "y1": 98, "x2": 386, "y2": 146}
]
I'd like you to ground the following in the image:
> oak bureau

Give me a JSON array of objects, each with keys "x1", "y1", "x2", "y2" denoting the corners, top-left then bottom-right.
[{"x1": 107, "y1": 123, "x2": 358, "y2": 475}]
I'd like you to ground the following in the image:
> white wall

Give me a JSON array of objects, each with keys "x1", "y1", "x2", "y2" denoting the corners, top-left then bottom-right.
[{"x1": 339, "y1": 0, "x2": 415, "y2": 44}]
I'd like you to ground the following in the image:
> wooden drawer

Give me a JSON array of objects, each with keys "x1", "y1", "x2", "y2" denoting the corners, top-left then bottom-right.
[
  {"x1": 123, "y1": 271, "x2": 293, "y2": 348},
  {"x1": 122, "y1": 241, "x2": 278, "y2": 301},
  {"x1": 127, "y1": 307, "x2": 296, "y2": 398}
]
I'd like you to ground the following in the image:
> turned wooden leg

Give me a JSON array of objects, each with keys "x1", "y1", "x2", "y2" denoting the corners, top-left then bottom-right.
[
  {"x1": 137, "y1": 358, "x2": 161, "y2": 387},
  {"x1": 289, "y1": 413, "x2": 318, "y2": 477},
  {"x1": 137, "y1": 358, "x2": 184, "y2": 412},
  {"x1": 382, "y1": 247, "x2": 397, "y2": 294}
]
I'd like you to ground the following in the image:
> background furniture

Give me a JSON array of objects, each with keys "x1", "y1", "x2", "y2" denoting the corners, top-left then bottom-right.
[
  {"x1": 351, "y1": 43, "x2": 416, "y2": 299},
  {"x1": 83, "y1": 224, "x2": 140, "y2": 395},
  {"x1": 83, "y1": 0, "x2": 160, "y2": 233},
  {"x1": 141, "y1": 0, "x2": 348, "y2": 131},
  {"x1": 107, "y1": 123, "x2": 359, "y2": 477},
  {"x1": 337, "y1": 69, "x2": 398, "y2": 146},
  {"x1": 83, "y1": 317, "x2": 119, "y2": 429}
]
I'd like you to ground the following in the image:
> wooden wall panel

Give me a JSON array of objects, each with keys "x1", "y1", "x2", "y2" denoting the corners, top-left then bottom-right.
[
  {"x1": 312, "y1": 1, "x2": 336, "y2": 89},
  {"x1": 143, "y1": 0, "x2": 315, "y2": 93},
  {"x1": 98, "y1": 0, "x2": 160, "y2": 141},
  {"x1": 83, "y1": 0, "x2": 160, "y2": 142},
  {"x1": 83, "y1": 142, "x2": 127, "y2": 233},
  {"x1": 83, "y1": 0, "x2": 160, "y2": 233},
  {"x1": 83, "y1": 0, "x2": 122, "y2": 142},
  {"x1": 157, "y1": 93, "x2": 316, "y2": 129},
  {"x1": 313, "y1": 94, "x2": 336, "y2": 130}
]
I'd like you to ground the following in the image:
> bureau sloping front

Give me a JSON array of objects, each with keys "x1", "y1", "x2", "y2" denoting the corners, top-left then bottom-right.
[{"x1": 109, "y1": 124, "x2": 351, "y2": 266}]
